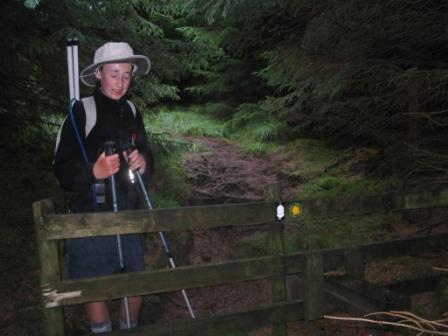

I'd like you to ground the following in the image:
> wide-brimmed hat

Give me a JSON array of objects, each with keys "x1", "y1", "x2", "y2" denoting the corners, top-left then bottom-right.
[{"x1": 80, "y1": 42, "x2": 151, "y2": 87}]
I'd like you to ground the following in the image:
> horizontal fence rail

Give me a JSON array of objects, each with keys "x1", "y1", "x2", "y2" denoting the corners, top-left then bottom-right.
[
  {"x1": 43, "y1": 254, "x2": 305, "y2": 307},
  {"x1": 293, "y1": 188, "x2": 448, "y2": 220},
  {"x1": 321, "y1": 233, "x2": 448, "y2": 269},
  {"x1": 41, "y1": 233, "x2": 448, "y2": 308},
  {"x1": 41, "y1": 188, "x2": 448, "y2": 240},
  {"x1": 43, "y1": 202, "x2": 274, "y2": 239}
]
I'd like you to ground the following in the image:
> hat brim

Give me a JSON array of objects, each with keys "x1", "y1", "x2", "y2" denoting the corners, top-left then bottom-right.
[{"x1": 80, "y1": 55, "x2": 151, "y2": 87}]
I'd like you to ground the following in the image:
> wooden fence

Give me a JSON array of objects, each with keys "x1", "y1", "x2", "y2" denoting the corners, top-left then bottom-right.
[{"x1": 33, "y1": 188, "x2": 448, "y2": 335}]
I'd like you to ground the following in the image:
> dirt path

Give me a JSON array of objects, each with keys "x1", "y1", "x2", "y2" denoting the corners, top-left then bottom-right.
[{"x1": 183, "y1": 137, "x2": 297, "y2": 204}]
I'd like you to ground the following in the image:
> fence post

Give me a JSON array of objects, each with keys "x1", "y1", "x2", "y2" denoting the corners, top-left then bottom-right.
[
  {"x1": 344, "y1": 247, "x2": 365, "y2": 280},
  {"x1": 266, "y1": 184, "x2": 287, "y2": 336},
  {"x1": 33, "y1": 199, "x2": 65, "y2": 336},
  {"x1": 304, "y1": 252, "x2": 323, "y2": 320}
]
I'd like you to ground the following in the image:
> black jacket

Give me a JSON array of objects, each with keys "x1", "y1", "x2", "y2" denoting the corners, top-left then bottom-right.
[{"x1": 54, "y1": 88, "x2": 153, "y2": 213}]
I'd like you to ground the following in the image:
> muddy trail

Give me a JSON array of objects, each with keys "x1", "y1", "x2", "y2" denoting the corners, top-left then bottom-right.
[{"x1": 183, "y1": 137, "x2": 297, "y2": 204}]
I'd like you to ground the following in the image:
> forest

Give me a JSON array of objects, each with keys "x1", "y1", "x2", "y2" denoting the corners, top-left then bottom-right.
[
  {"x1": 1, "y1": 0, "x2": 448, "y2": 335},
  {"x1": 3, "y1": 0, "x2": 448, "y2": 187}
]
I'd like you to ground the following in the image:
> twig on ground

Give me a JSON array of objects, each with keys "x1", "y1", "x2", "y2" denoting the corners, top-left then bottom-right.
[{"x1": 324, "y1": 310, "x2": 448, "y2": 335}]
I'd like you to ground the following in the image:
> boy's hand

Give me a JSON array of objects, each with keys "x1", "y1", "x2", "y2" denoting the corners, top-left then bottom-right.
[
  {"x1": 93, "y1": 151, "x2": 120, "y2": 179},
  {"x1": 123, "y1": 149, "x2": 146, "y2": 174}
]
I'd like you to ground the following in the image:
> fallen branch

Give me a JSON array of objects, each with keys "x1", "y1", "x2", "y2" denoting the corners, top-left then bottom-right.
[{"x1": 324, "y1": 310, "x2": 448, "y2": 335}]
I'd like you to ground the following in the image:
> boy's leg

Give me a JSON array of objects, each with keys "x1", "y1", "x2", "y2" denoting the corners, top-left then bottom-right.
[
  {"x1": 86, "y1": 301, "x2": 111, "y2": 333},
  {"x1": 120, "y1": 296, "x2": 142, "y2": 329}
]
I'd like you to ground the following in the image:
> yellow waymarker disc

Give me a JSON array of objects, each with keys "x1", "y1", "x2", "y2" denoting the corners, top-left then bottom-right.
[{"x1": 288, "y1": 202, "x2": 302, "y2": 217}]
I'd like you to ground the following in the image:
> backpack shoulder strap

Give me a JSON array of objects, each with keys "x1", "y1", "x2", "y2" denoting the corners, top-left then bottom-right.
[
  {"x1": 81, "y1": 96, "x2": 96, "y2": 138},
  {"x1": 127, "y1": 99, "x2": 137, "y2": 117},
  {"x1": 80, "y1": 97, "x2": 136, "y2": 138},
  {"x1": 53, "y1": 116, "x2": 68, "y2": 156}
]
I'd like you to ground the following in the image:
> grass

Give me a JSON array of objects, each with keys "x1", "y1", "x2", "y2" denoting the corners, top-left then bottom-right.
[
  {"x1": 279, "y1": 139, "x2": 400, "y2": 199},
  {"x1": 144, "y1": 106, "x2": 227, "y2": 138},
  {"x1": 227, "y1": 120, "x2": 287, "y2": 155},
  {"x1": 284, "y1": 139, "x2": 341, "y2": 178},
  {"x1": 149, "y1": 145, "x2": 189, "y2": 208},
  {"x1": 299, "y1": 176, "x2": 400, "y2": 199}
]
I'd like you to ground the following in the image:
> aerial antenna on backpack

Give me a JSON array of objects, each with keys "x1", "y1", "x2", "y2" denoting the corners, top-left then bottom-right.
[{"x1": 66, "y1": 38, "x2": 80, "y2": 101}]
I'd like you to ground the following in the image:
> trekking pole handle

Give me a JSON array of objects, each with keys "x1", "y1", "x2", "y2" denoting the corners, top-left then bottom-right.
[{"x1": 104, "y1": 141, "x2": 116, "y2": 156}]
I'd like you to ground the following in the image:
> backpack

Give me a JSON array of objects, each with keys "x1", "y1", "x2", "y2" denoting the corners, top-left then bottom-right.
[{"x1": 54, "y1": 96, "x2": 137, "y2": 157}]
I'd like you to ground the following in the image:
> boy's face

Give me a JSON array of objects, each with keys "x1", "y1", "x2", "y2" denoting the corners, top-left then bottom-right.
[{"x1": 96, "y1": 63, "x2": 133, "y2": 100}]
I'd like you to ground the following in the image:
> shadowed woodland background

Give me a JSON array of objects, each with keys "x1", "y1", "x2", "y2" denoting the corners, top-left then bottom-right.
[
  {"x1": 2, "y1": 0, "x2": 447, "y2": 185},
  {"x1": 1, "y1": 0, "x2": 448, "y2": 334}
]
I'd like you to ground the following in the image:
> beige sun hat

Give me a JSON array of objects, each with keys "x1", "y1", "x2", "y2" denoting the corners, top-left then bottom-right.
[{"x1": 80, "y1": 42, "x2": 151, "y2": 87}]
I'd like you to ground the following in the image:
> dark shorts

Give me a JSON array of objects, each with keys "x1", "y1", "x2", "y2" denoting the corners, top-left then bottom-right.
[{"x1": 68, "y1": 234, "x2": 145, "y2": 279}]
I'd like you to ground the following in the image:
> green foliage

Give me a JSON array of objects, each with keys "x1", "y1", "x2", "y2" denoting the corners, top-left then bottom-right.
[
  {"x1": 299, "y1": 176, "x2": 400, "y2": 199},
  {"x1": 292, "y1": 214, "x2": 395, "y2": 251},
  {"x1": 224, "y1": 103, "x2": 290, "y2": 154},
  {"x1": 200, "y1": 102, "x2": 234, "y2": 118},
  {"x1": 150, "y1": 142, "x2": 189, "y2": 207},
  {"x1": 145, "y1": 107, "x2": 227, "y2": 138}
]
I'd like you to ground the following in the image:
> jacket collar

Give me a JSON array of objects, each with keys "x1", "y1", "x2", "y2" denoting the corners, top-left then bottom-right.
[{"x1": 95, "y1": 86, "x2": 129, "y2": 108}]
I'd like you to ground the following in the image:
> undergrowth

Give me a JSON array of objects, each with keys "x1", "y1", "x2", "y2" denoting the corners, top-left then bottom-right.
[
  {"x1": 299, "y1": 176, "x2": 400, "y2": 199},
  {"x1": 225, "y1": 103, "x2": 289, "y2": 155},
  {"x1": 144, "y1": 106, "x2": 227, "y2": 138}
]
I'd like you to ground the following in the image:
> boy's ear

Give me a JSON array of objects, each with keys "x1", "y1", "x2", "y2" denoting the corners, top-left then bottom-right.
[{"x1": 94, "y1": 68, "x2": 101, "y2": 80}]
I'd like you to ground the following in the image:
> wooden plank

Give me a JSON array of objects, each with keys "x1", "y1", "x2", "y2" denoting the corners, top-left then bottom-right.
[
  {"x1": 107, "y1": 300, "x2": 304, "y2": 336},
  {"x1": 325, "y1": 276, "x2": 411, "y2": 315},
  {"x1": 42, "y1": 189, "x2": 448, "y2": 240},
  {"x1": 44, "y1": 202, "x2": 273, "y2": 239},
  {"x1": 304, "y1": 252, "x2": 323, "y2": 320},
  {"x1": 287, "y1": 188, "x2": 448, "y2": 221},
  {"x1": 361, "y1": 233, "x2": 448, "y2": 261},
  {"x1": 385, "y1": 274, "x2": 448, "y2": 295},
  {"x1": 318, "y1": 234, "x2": 448, "y2": 270},
  {"x1": 392, "y1": 188, "x2": 448, "y2": 210},
  {"x1": 33, "y1": 199, "x2": 65, "y2": 336},
  {"x1": 43, "y1": 253, "x2": 306, "y2": 307}
]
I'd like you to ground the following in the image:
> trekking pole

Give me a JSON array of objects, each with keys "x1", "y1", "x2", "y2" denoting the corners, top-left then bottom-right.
[
  {"x1": 122, "y1": 141, "x2": 196, "y2": 319},
  {"x1": 66, "y1": 38, "x2": 80, "y2": 101},
  {"x1": 104, "y1": 141, "x2": 132, "y2": 329}
]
